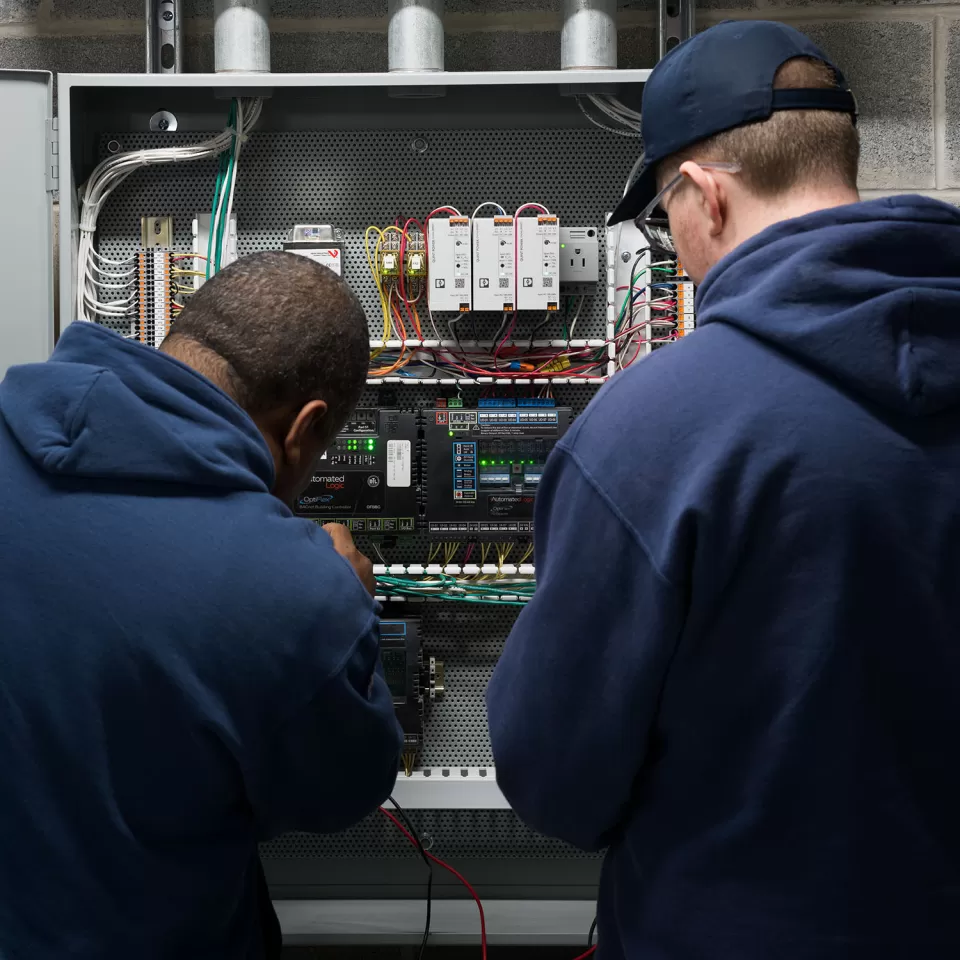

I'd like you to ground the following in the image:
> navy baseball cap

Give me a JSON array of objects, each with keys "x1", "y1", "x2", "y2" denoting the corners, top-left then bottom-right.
[{"x1": 608, "y1": 21, "x2": 857, "y2": 225}]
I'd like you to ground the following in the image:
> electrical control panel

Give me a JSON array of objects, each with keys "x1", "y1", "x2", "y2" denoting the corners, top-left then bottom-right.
[
  {"x1": 48, "y1": 66, "x2": 646, "y2": 908},
  {"x1": 427, "y1": 216, "x2": 472, "y2": 312},
  {"x1": 294, "y1": 409, "x2": 418, "y2": 534},
  {"x1": 516, "y1": 215, "x2": 560, "y2": 311},
  {"x1": 423, "y1": 403, "x2": 570, "y2": 539},
  {"x1": 472, "y1": 216, "x2": 515, "y2": 312}
]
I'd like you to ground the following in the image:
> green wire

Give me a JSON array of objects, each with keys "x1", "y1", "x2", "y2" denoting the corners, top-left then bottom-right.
[
  {"x1": 375, "y1": 574, "x2": 536, "y2": 606},
  {"x1": 205, "y1": 100, "x2": 238, "y2": 280},
  {"x1": 214, "y1": 101, "x2": 238, "y2": 274}
]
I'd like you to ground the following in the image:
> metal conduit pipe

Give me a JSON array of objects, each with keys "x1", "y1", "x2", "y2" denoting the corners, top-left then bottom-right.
[
  {"x1": 561, "y1": 0, "x2": 617, "y2": 70},
  {"x1": 388, "y1": 0, "x2": 445, "y2": 73},
  {"x1": 214, "y1": 0, "x2": 271, "y2": 73}
]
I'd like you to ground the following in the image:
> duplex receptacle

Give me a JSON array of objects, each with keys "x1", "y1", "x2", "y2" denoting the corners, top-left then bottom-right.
[{"x1": 559, "y1": 226, "x2": 599, "y2": 292}]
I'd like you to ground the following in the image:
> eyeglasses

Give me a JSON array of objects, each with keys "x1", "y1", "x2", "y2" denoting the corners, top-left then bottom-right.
[{"x1": 634, "y1": 161, "x2": 742, "y2": 254}]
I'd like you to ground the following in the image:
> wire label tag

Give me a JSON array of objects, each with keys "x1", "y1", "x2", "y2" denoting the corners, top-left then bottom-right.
[{"x1": 387, "y1": 440, "x2": 412, "y2": 488}]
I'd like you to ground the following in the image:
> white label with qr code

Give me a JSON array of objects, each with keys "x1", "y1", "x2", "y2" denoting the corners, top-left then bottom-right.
[{"x1": 386, "y1": 440, "x2": 412, "y2": 487}]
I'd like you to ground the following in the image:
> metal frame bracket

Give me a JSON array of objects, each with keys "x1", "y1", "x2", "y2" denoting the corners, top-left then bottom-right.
[{"x1": 658, "y1": 0, "x2": 695, "y2": 59}]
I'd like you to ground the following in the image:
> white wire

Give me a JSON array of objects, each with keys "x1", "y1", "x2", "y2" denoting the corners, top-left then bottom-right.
[
  {"x1": 577, "y1": 95, "x2": 641, "y2": 139},
  {"x1": 567, "y1": 295, "x2": 586, "y2": 340},
  {"x1": 588, "y1": 94, "x2": 641, "y2": 125},
  {"x1": 89, "y1": 248, "x2": 137, "y2": 264},
  {"x1": 76, "y1": 97, "x2": 262, "y2": 323},
  {"x1": 472, "y1": 202, "x2": 507, "y2": 218}
]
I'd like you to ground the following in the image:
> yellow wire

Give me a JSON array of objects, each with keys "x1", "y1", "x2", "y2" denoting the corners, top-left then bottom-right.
[
  {"x1": 365, "y1": 226, "x2": 390, "y2": 359},
  {"x1": 170, "y1": 269, "x2": 207, "y2": 278},
  {"x1": 376, "y1": 229, "x2": 410, "y2": 341}
]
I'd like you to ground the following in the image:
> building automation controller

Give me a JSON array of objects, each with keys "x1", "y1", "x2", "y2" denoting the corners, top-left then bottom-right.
[
  {"x1": 423, "y1": 404, "x2": 571, "y2": 539},
  {"x1": 295, "y1": 409, "x2": 418, "y2": 534}
]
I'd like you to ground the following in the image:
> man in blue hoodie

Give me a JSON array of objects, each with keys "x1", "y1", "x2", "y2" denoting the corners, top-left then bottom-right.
[
  {"x1": 0, "y1": 251, "x2": 402, "y2": 958},
  {"x1": 487, "y1": 20, "x2": 960, "y2": 959}
]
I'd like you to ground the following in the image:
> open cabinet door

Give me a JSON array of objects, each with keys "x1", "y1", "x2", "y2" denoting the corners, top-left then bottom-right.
[{"x1": 0, "y1": 70, "x2": 54, "y2": 378}]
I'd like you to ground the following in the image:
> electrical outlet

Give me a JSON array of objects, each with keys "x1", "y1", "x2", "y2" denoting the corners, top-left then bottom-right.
[
  {"x1": 141, "y1": 216, "x2": 173, "y2": 249},
  {"x1": 559, "y1": 226, "x2": 599, "y2": 291}
]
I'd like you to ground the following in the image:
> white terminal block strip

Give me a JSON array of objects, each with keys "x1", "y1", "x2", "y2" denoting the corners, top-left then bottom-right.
[
  {"x1": 192, "y1": 212, "x2": 238, "y2": 289},
  {"x1": 516, "y1": 215, "x2": 560, "y2": 311},
  {"x1": 678, "y1": 277, "x2": 696, "y2": 336},
  {"x1": 473, "y1": 216, "x2": 515, "y2": 312},
  {"x1": 428, "y1": 216, "x2": 472, "y2": 312}
]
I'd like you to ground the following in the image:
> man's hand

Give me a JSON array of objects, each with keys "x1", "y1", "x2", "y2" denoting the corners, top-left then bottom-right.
[{"x1": 322, "y1": 523, "x2": 375, "y2": 596}]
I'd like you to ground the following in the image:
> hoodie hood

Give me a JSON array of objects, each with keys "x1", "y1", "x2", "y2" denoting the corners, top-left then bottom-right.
[
  {"x1": 697, "y1": 195, "x2": 960, "y2": 416},
  {"x1": 0, "y1": 322, "x2": 274, "y2": 490}
]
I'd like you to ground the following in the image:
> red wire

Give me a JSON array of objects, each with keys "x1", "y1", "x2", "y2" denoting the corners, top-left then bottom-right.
[
  {"x1": 379, "y1": 806, "x2": 488, "y2": 960},
  {"x1": 570, "y1": 948, "x2": 597, "y2": 960},
  {"x1": 511, "y1": 203, "x2": 551, "y2": 332}
]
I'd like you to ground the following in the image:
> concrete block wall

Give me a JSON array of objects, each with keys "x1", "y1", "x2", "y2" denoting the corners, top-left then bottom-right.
[{"x1": 0, "y1": 0, "x2": 957, "y2": 203}]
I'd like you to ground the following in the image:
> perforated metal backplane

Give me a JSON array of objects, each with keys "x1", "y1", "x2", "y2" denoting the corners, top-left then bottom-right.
[
  {"x1": 93, "y1": 125, "x2": 633, "y2": 879},
  {"x1": 261, "y1": 809, "x2": 596, "y2": 861}
]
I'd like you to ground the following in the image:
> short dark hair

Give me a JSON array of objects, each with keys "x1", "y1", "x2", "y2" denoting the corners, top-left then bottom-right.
[
  {"x1": 164, "y1": 251, "x2": 368, "y2": 429},
  {"x1": 658, "y1": 57, "x2": 860, "y2": 196}
]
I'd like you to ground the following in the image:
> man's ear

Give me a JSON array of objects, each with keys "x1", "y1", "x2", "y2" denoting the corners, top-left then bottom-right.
[
  {"x1": 679, "y1": 160, "x2": 727, "y2": 238},
  {"x1": 283, "y1": 399, "x2": 329, "y2": 468}
]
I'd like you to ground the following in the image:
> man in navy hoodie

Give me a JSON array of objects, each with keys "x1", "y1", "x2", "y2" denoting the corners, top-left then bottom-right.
[
  {"x1": 0, "y1": 251, "x2": 402, "y2": 958},
  {"x1": 488, "y1": 20, "x2": 960, "y2": 959}
]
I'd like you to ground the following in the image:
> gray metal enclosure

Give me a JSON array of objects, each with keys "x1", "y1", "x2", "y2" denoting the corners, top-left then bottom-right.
[{"x1": 50, "y1": 68, "x2": 647, "y2": 944}]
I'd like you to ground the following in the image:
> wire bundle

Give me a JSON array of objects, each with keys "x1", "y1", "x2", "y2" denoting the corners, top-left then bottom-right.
[
  {"x1": 376, "y1": 574, "x2": 536, "y2": 607},
  {"x1": 613, "y1": 255, "x2": 683, "y2": 368},
  {"x1": 577, "y1": 93, "x2": 642, "y2": 138},
  {"x1": 205, "y1": 98, "x2": 261, "y2": 279},
  {"x1": 76, "y1": 97, "x2": 263, "y2": 325}
]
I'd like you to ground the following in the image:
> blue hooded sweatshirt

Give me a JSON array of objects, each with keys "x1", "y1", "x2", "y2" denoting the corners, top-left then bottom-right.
[
  {"x1": 0, "y1": 322, "x2": 402, "y2": 959},
  {"x1": 487, "y1": 196, "x2": 960, "y2": 959}
]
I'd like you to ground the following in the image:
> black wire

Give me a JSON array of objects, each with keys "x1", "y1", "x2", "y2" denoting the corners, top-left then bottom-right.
[
  {"x1": 528, "y1": 310, "x2": 553, "y2": 349},
  {"x1": 588, "y1": 914, "x2": 597, "y2": 947},
  {"x1": 491, "y1": 310, "x2": 510, "y2": 352},
  {"x1": 388, "y1": 795, "x2": 433, "y2": 960},
  {"x1": 447, "y1": 315, "x2": 464, "y2": 351}
]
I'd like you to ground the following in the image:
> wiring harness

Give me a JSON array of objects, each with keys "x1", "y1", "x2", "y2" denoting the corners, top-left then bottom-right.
[
  {"x1": 577, "y1": 92, "x2": 642, "y2": 138},
  {"x1": 76, "y1": 97, "x2": 263, "y2": 326},
  {"x1": 365, "y1": 202, "x2": 634, "y2": 382}
]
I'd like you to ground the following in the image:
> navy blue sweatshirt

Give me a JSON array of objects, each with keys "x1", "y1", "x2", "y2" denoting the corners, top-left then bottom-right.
[
  {"x1": 487, "y1": 196, "x2": 960, "y2": 959},
  {"x1": 0, "y1": 322, "x2": 402, "y2": 959}
]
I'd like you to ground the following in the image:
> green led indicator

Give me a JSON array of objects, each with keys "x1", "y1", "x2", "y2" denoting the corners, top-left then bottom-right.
[
  {"x1": 449, "y1": 431, "x2": 454, "y2": 437},
  {"x1": 561, "y1": 243, "x2": 566, "y2": 248}
]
